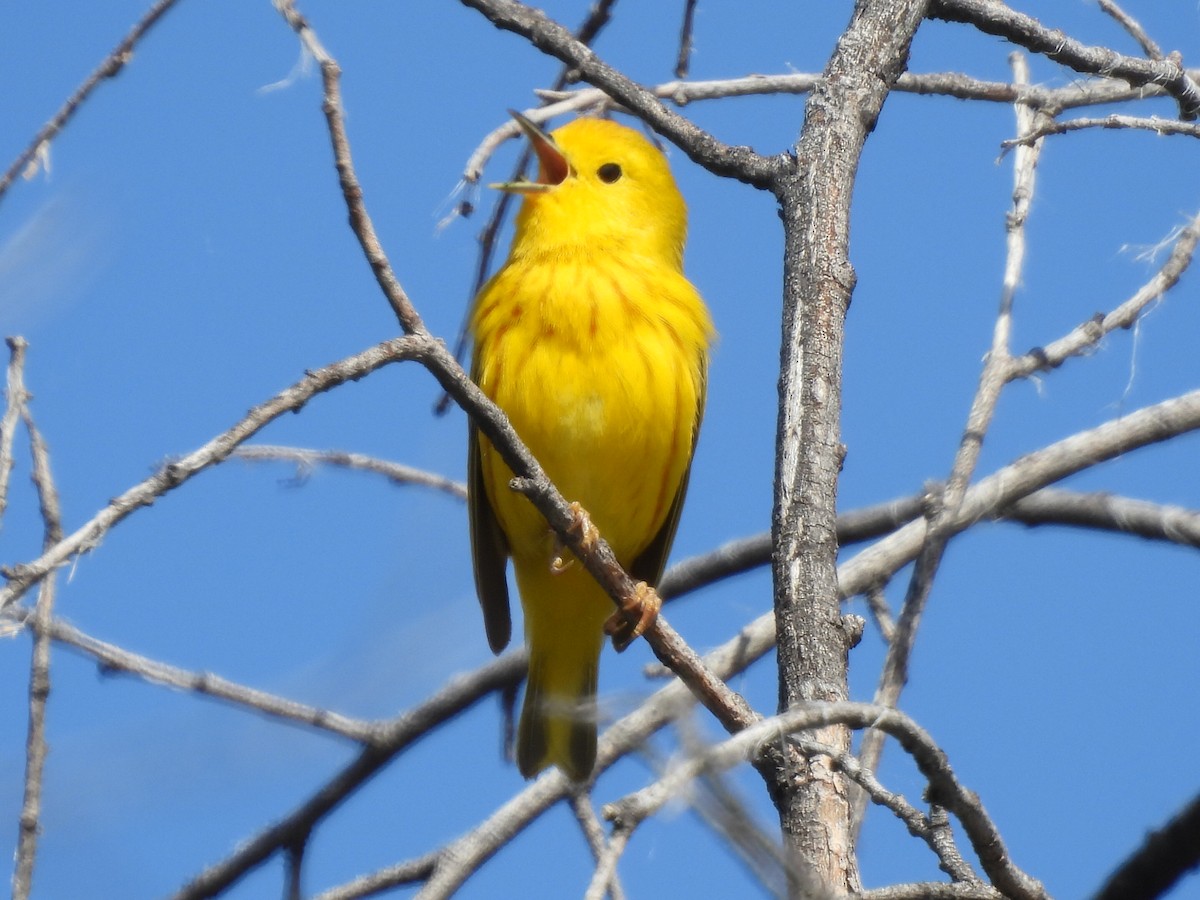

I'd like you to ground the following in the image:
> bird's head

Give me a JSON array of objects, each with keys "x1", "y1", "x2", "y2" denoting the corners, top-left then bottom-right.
[{"x1": 493, "y1": 112, "x2": 688, "y2": 269}]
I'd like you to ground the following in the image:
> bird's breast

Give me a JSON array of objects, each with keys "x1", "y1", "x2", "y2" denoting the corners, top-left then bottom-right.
[{"x1": 472, "y1": 255, "x2": 708, "y2": 564}]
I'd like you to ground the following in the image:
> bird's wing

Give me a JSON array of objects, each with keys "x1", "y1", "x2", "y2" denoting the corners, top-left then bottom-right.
[
  {"x1": 468, "y1": 411, "x2": 513, "y2": 654},
  {"x1": 629, "y1": 352, "x2": 708, "y2": 589}
]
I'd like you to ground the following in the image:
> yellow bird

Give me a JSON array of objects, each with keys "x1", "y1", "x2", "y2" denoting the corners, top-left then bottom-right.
[{"x1": 468, "y1": 113, "x2": 713, "y2": 780}]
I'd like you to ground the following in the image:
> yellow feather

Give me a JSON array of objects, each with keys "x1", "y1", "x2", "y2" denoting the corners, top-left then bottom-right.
[{"x1": 469, "y1": 116, "x2": 713, "y2": 780}]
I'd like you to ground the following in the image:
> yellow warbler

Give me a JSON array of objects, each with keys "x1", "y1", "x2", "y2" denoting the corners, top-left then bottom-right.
[{"x1": 468, "y1": 114, "x2": 713, "y2": 780}]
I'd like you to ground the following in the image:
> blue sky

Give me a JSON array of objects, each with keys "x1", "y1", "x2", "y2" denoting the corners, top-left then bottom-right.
[{"x1": 2, "y1": 2, "x2": 1199, "y2": 898}]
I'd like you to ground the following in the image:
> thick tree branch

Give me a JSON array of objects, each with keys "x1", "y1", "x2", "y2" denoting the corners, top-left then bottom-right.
[
  {"x1": 1093, "y1": 791, "x2": 1200, "y2": 900},
  {"x1": 770, "y1": 0, "x2": 929, "y2": 890}
]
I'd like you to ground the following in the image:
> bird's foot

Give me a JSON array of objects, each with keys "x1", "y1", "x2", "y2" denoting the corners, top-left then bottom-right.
[
  {"x1": 605, "y1": 580, "x2": 661, "y2": 652},
  {"x1": 550, "y1": 501, "x2": 599, "y2": 573}
]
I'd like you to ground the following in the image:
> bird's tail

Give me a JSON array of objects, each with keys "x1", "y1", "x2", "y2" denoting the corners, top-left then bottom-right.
[
  {"x1": 514, "y1": 559, "x2": 611, "y2": 781},
  {"x1": 518, "y1": 640, "x2": 601, "y2": 781}
]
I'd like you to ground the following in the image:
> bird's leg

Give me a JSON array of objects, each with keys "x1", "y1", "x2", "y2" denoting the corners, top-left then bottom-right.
[
  {"x1": 549, "y1": 501, "x2": 598, "y2": 573},
  {"x1": 604, "y1": 581, "x2": 662, "y2": 652},
  {"x1": 552, "y1": 502, "x2": 661, "y2": 649}
]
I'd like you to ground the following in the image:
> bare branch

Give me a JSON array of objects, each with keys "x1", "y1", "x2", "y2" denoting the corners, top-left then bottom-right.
[
  {"x1": 854, "y1": 53, "x2": 1045, "y2": 831},
  {"x1": 0, "y1": 335, "x2": 430, "y2": 612},
  {"x1": 860, "y1": 885, "x2": 1003, "y2": 899},
  {"x1": 794, "y1": 738, "x2": 979, "y2": 884},
  {"x1": 573, "y1": 792, "x2": 627, "y2": 900},
  {"x1": 770, "y1": 0, "x2": 929, "y2": 887},
  {"x1": 0, "y1": 607, "x2": 378, "y2": 743},
  {"x1": 272, "y1": 0, "x2": 425, "y2": 334},
  {"x1": 13, "y1": 391, "x2": 63, "y2": 900},
  {"x1": 0, "y1": 0, "x2": 185, "y2": 204},
  {"x1": 1008, "y1": 210, "x2": 1200, "y2": 380},
  {"x1": 1093, "y1": 791, "x2": 1200, "y2": 900},
  {"x1": 1002, "y1": 113, "x2": 1200, "y2": 147},
  {"x1": 310, "y1": 854, "x2": 439, "y2": 900},
  {"x1": 838, "y1": 389, "x2": 1200, "y2": 601},
  {"x1": 931, "y1": 0, "x2": 1200, "y2": 119},
  {"x1": 1097, "y1": 0, "x2": 1164, "y2": 61},
  {"x1": 583, "y1": 819, "x2": 630, "y2": 900},
  {"x1": 232, "y1": 445, "x2": 466, "y2": 499},
  {"x1": 1003, "y1": 488, "x2": 1200, "y2": 547},
  {"x1": 457, "y1": 0, "x2": 783, "y2": 188},
  {"x1": 173, "y1": 651, "x2": 525, "y2": 899},
  {"x1": 606, "y1": 702, "x2": 1046, "y2": 899},
  {"x1": 674, "y1": 0, "x2": 698, "y2": 78},
  {"x1": 528, "y1": 66, "x2": 1200, "y2": 118},
  {"x1": 0, "y1": 337, "x2": 30, "y2": 526}
]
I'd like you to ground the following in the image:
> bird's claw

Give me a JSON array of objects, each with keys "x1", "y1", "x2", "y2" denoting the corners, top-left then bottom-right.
[
  {"x1": 604, "y1": 581, "x2": 661, "y2": 652},
  {"x1": 550, "y1": 502, "x2": 599, "y2": 574}
]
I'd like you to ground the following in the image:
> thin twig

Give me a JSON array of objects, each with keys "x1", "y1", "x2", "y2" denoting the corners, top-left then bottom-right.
[
  {"x1": 273, "y1": 0, "x2": 424, "y2": 335},
  {"x1": 1002, "y1": 113, "x2": 1200, "y2": 147},
  {"x1": 173, "y1": 651, "x2": 526, "y2": 899},
  {"x1": 793, "y1": 738, "x2": 978, "y2": 884},
  {"x1": 583, "y1": 822, "x2": 631, "y2": 900},
  {"x1": 310, "y1": 853, "x2": 440, "y2": 900},
  {"x1": 572, "y1": 792, "x2": 627, "y2": 900},
  {"x1": 0, "y1": 335, "x2": 429, "y2": 612},
  {"x1": 606, "y1": 703, "x2": 1046, "y2": 899},
  {"x1": 466, "y1": 65, "x2": 1200, "y2": 184},
  {"x1": 0, "y1": 607, "x2": 379, "y2": 743},
  {"x1": 1007, "y1": 211, "x2": 1200, "y2": 381},
  {"x1": 931, "y1": 0, "x2": 1200, "y2": 119},
  {"x1": 862, "y1": 584, "x2": 897, "y2": 644},
  {"x1": 0, "y1": 337, "x2": 30, "y2": 526},
  {"x1": 860, "y1": 885, "x2": 1003, "y2": 900},
  {"x1": 853, "y1": 53, "x2": 1045, "y2": 833},
  {"x1": 13, "y1": 370, "x2": 62, "y2": 900},
  {"x1": 0, "y1": 0, "x2": 185, "y2": 203},
  {"x1": 1003, "y1": 488, "x2": 1200, "y2": 547},
  {"x1": 457, "y1": 0, "x2": 783, "y2": 188},
  {"x1": 674, "y1": 0, "x2": 698, "y2": 78},
  {"x1": 232, "y1": 445, "x2": 466, "y2": 499},
  {"x1": 1097, "y1": 0, "x2": 1164, "y2": 61}
]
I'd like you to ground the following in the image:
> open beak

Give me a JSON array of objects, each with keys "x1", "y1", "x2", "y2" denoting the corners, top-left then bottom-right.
[{"x1": 489, "y1": 110, "x2": 571, "y2": 193}]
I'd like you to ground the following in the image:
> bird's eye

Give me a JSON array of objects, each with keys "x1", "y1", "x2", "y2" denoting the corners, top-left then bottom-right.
[{"x1": 597, "y1": 162, "x2": 623, "y2": 183}]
